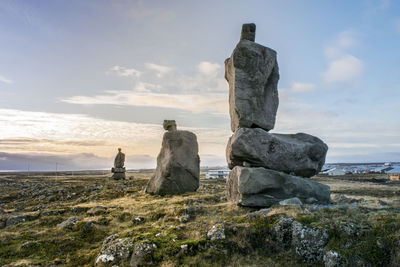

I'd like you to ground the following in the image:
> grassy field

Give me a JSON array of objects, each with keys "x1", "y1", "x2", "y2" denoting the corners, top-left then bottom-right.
[{"x1": 0, "y1": 172, "x2": 399, "y2": 266}]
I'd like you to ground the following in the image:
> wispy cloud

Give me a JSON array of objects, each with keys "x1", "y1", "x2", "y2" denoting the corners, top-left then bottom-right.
[
  {"x1": 198, "y1": 61, "x2": 221, "y2": 77},
  {"x1": 0, "y1": 74, "x2": 13, "y2": 84},
  {"x1": 290, "y1": 82, "x2": 315, "y2": 93},
  {"x1": 323, "y1": 55, "x2": 364, "y2": 83},
  {"x1": 62, "y1": 91, "x2": 228, "y2": 114},
  {"x1": 145, "y1": 63, "x2": 173, "y2": 78},
  {"x1": 107, "y1": 65, "x2": 141, "y2": 77}
]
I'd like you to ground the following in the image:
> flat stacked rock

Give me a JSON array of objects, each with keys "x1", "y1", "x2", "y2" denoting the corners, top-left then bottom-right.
[
  {"x1": 145, "y1": 120, "x2": 200, "y2": 195},
  {"x1": 225, "y1": 24, "x2": 330, "y2": 207}
]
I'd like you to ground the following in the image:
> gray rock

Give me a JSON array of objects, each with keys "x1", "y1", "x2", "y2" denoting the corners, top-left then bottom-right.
[
  {"x1": 225, "y1": 25, "x2": 279, "y2": 132},
  {"x1": 163, "y1": 119, "x2": 177, "y2": 131},
  {"x1": 247, "y1": 208, "x2": 270, "y2": 218},
  {"x1": 57, "y1": 217, "x2": 79, "y2": 229},
  {"x1": 207, "y1": 223, "x2": 225, "y2": 240},
  {"x1": 279, "y1": 197, "x2": 303, "y2": 206},
  {"x1": 226, "y1": 128, "x2": 328, "y2": 177},
  {"x1": 305, "y1": 197, "x2": 318, "y2": 204},
  {"x1": 145, "y1": 129, "x2": 200, "y2": 195},
  {"x1": 130, "y1": 242, "x2": 156, "y2": 267},
  {"x1": 6, "y1": 215, "x2": 29, "y2": 227},
  {"x1": 240, "y1": 23, "x2": 256, "y2": 42},
  {"x1": 226, "y1": 166, "x2": 330, "y2": 207},
  {"x1": 95, "y1": 234, "x2": 133, "y2": 266}
]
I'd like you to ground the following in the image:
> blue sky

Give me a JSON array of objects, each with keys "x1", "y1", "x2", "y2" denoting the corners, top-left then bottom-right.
[{"x1": 0, "y1": 0, "x2": 399, "y2": 170}]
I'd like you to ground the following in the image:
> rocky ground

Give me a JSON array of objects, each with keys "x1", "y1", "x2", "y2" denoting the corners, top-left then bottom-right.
[{"x1": 0, "y1": 172, "x2": 399, "y2": 266}]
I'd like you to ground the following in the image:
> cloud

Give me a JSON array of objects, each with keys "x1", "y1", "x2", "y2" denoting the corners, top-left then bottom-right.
[
  {"x1": 107, "y1": 65, "x2": 141, "y2": 77},
  {"x1": 62, "y1": 91, "x2": 228, "y2": 114},
  {"x1": 0, "y1": 109, "x2": 231, "y2": 169},
  {"x1": 323, "y1": 55, "x2": 364, "y2": 83},
  {"x1": 324, "y1": 30, "x2": 358, "y2": 59},
  {"x1": 0, "y1": 74, "x2": 13, "y2": 84},
  {"x1": 198, "y1": 61, "x2": 221, "y2": 77},
  {"x1": 290, "y1": 82, "x2": 315, "y2": 93},
  {"x1": 145, "y1": 63, "x2": 173, "y2": 78}
]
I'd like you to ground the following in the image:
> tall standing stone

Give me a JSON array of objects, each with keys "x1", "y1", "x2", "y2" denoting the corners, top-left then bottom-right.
[
  {"x1": 111, "y1": 148, "x2": 126, "y2": 180},
  {"x1": 145, "y1": 120, "x2": 200, "y2": 195},
  {"x1": 225, "y1": 23, "x2": 279, "y2": 132},
  {"x1": 225, "y1": 24, "x2": 330, "y2": 207}
]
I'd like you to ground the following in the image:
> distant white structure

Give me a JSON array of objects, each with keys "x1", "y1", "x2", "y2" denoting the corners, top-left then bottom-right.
[
  {"x1": 322, "y1": 168, "x2": 346, "y2": 176},
  {"x1": 205, "y1": 169, "x2": 231, "y2": 179}
]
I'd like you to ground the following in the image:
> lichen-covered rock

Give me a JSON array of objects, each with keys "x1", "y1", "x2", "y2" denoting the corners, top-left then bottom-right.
[
  {"x1": 225, "y1": 26, "x2": 279, "y2": 132},
  {"x1": 272, "y1": 217, "x2": 329, "y2": 263},
  {"x1": 145, "y1": 130, "x2": 200, "y2": 195},
  {"x1": 95, "y1": 234, "x2": 133, "y2": 266},
  {"x1": 292, "y1": 220, "x2": 329, "y2": 262},
  {"x1": 130, "y1": 242, "x2": 156, "y2": 267},
  {"x1": 226, "y1": 128, "x2": 328, "y2": 177},
  {"x1": 207, "y1": 223, "x2": 225, "y2": 240},
  {"x1": 227, "y1": 166, "x2": 330, "y2": 207},
  {"x1": 324, "y1": 251, "x2": 343, "y2": 267}
]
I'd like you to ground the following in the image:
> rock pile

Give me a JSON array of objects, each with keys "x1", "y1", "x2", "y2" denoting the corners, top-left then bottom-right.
[
  {"x1": 145, "y1": 120, "x2": 200, "y2": 195},
  {"x1": 225, "y1": 24, "x2": 330, "y2": 207},
  {"x1": 111, "y1": 148, "x2": 126, "y2": 180}
]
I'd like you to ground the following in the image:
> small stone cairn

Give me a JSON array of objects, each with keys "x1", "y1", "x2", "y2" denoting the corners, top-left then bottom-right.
[
  {"x1": 111, "y1": 148, "x2": 126, "y2": 180},
  {"x1": 145, "y1": 120, "x2": 200, "y2": 195},
  {"x1": 225, "y1": 24, "x2": 330, "y2": 207}
]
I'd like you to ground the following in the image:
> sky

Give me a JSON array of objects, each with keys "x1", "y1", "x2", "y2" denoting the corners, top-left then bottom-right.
[{"x1": 0, "y1": 0, "x2": 399, "y2": 171}]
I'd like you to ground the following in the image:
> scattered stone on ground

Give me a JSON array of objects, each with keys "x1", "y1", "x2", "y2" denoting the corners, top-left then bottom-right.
[
  {"x1": 57, "y1": 217, "x2": 79, "y2": 229},
  {"x1": 279, "y1": 197, "x2": 303, "y2": 206},
  {"x1": 207, "y1": 223, "x2": 225, "y2": 241},
  {"x1": 6, "y1": 215, "x2": 29, "y2": 227},
  {"x1": 95, "y1": 234, "x2": 133, "y2": 266},
  {"x1": 130, "y1": 242, "x2": 157, "y2": 267}
]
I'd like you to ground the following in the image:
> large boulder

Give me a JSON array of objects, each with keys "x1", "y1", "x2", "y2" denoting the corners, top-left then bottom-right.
[
  {"x1": 145, "y1": 130, "x2": 200, "y2": 195},
  {"x1": 226, "y1": 128, "x2": 328, "y2": 177},
  {"x1": 225, "y1": 24, "x2": 279, "y2": 132},
  {"x1": 226, "y1": 166, "x2": 330, "y2": 207}
]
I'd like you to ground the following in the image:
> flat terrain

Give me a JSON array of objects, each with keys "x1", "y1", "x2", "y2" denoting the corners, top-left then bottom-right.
[{"x1": 0, "y1": 172, "x2": 399, "y2": 266}]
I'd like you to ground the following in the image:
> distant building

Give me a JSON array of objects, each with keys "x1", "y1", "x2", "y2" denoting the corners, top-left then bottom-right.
[
  {"x1": 322, "y1": 168, "x2": 346, "y2": 176},
  {"x1": 387, "y1": 168, "x2": 400, "y2": 181},
  {"x1": 205, "y1": 169, "x2": 231, "y2": 179},
  {"x1": 373, "y1": 166, "x2": 393, "y2": 173}
]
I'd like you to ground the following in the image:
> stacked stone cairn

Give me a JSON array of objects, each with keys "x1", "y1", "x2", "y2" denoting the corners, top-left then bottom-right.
[
  {"x1": 225, "y1": 23, "x2": 330, "y2": 207},
  {"x1": 145, "y1": 120, "x2": 200, "y2": 195},
  {"x1": 112, "y1": 148, "x2": 126, "y2": 180}
]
